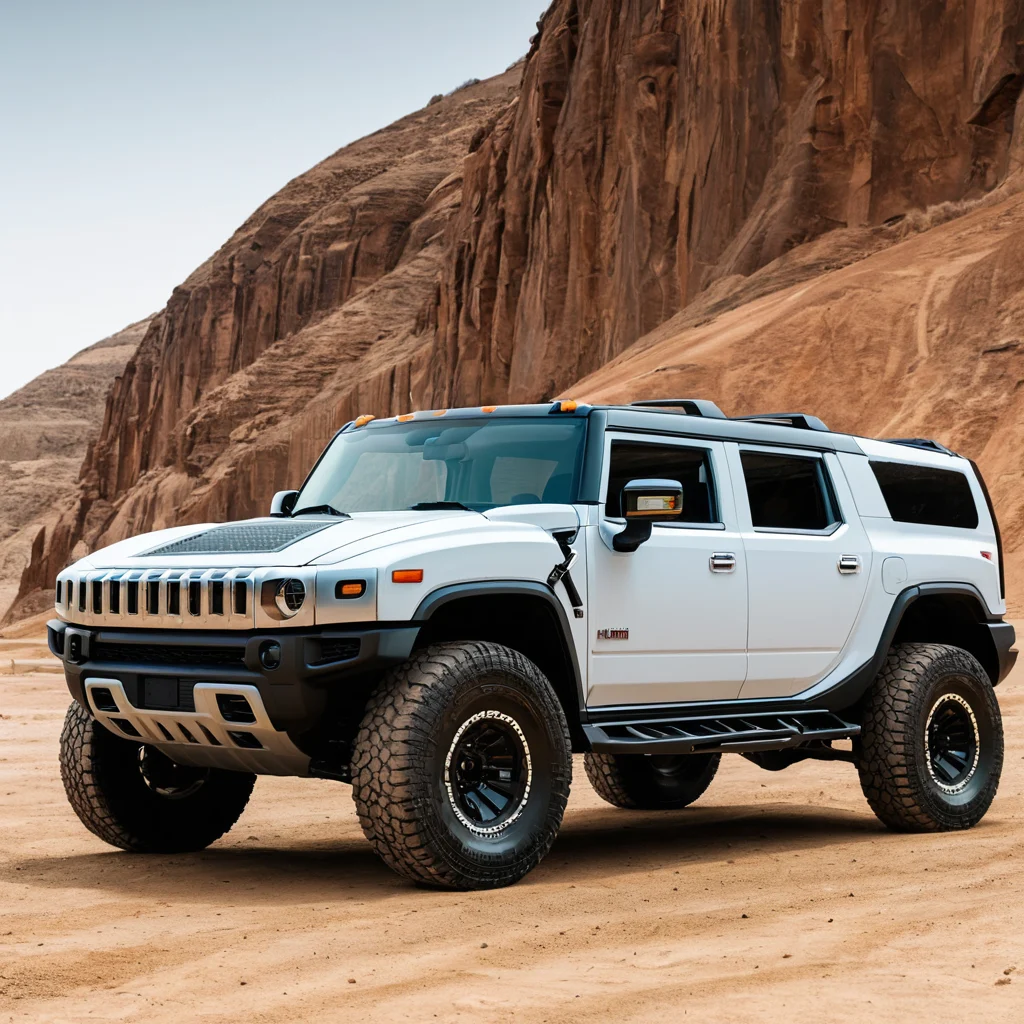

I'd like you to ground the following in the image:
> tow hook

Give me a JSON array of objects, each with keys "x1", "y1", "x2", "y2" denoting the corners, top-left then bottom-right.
[{"x1": 549, "y1": 531, "x2": 585, "y2": 619}]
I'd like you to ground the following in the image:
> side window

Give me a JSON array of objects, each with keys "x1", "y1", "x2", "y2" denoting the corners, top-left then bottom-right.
[
  {"x1": 870, "y1": 461, "x2": 979, "y2": 529},
  {"x1": 605, "y1": 441, "x2": 717, "y2": 523},
  {"x1": 740, "y1": 451, "x2": 839, "y2": 531}
]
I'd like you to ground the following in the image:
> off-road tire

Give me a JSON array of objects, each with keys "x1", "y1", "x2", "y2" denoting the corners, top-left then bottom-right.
[
  {"x1": 59, "y1": 701, "x2": 256, "y2": 852},
  {"x1": 350, "y1": 641, "x2": 572, "y2": 890},
  {"x1": 584, "y1": 751, "x2": 720, "y2": 809},
  {"x1": 856, "y1": 643, "x2": 1002, "y2": 832}
]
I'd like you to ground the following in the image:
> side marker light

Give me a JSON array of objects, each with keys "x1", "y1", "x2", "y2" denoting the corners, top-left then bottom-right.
[{"x1": 392, "y1": 569, "x2": 424, "y2": 584}]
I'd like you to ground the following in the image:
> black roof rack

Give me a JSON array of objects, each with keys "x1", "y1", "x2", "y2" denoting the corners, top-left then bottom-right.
[
  {"x1": 629, "y1": 399, "x2": 727, "y2": 419},
  {"x1": 882, "y1": 438, "x2": 958, "y2": 456},
  {"x1": 732, "y1": 412, "x2": 831, "y2": 432}
]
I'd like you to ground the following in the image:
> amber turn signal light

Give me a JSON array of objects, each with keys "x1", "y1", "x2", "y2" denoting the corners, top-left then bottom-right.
[
  {"x1": 392, "y1": 569, "x2": 424, "y2": 584},
  {"x1": 335, "y1": 580, "x2": 366, "y2": 599}
]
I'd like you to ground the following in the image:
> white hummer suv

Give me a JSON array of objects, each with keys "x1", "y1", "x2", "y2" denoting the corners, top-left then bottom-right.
[{"x1": 50, "y1": 400, "x2": 1016, "y2": 889}]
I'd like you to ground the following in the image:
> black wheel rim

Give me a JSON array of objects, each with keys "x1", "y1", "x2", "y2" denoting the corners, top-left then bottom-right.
[
  {"x1": 925, "y1": 693, "x2": 980, "y2": 794},
  {"x1": 444, "y1": 711, "x2": 532, "y2": 835},
  {"x1": 138, "y1": 747, "x2": 209, "y2": 800}
]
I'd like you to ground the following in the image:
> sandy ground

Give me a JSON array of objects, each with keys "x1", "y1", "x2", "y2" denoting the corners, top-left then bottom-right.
[{"x1": 3, "y1": 643, "x2": 1024, "y2": 1023}]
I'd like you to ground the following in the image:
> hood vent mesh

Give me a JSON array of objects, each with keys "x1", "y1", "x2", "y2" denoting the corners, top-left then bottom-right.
[{"x1": 144, "y1": 521, "x2": 334, "y2": 556}]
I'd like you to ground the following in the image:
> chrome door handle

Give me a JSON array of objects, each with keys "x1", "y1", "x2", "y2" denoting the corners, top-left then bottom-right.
[
  {"x1": 710, "y1": 552, "x2": 737, "y2": 573},
  {"x1": 838, "y1": 555, "x2": 861, "y2": 574}
]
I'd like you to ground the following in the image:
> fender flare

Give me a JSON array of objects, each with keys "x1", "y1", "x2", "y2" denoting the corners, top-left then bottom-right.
[
  {"x1": 412, "y1": 580, "x2": 587, "y2": 717},
  {"x1": 819, "y1": 582, "x2": 1010, "y2": 710}
]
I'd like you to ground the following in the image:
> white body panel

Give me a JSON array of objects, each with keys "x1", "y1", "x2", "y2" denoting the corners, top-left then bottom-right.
[
  {"x1": 729, "y1": 447, "x2": 872, "y2": 699},
  {"x1": 585, "y1": 437, "x2": 747, "y2": 707}
]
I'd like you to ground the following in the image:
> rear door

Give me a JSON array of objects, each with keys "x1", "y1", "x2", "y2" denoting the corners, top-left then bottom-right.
[
  {"x1": 728, "y1": 445, "x2": 870, "y2": 699},
  {"x1": 585, "y1": 434, "x2": 748, "y2": 707}
]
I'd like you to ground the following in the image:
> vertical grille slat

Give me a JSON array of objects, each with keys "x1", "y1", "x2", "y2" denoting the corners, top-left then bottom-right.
[
  {"x1": 234, "y1": 581, "x2": 247, "y2": 615},
  {"x1": 188, "y1": 580, "x2": 201, "y2": 617},
  {"x1": 211, "y1": 581, "x2": 224, "y2": 616},
  {"x1": 109, "y1": 579, "x2": 121, "y2": 615}
]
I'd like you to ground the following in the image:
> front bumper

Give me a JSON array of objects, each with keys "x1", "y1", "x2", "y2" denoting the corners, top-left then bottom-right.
[{"x1": 48, "y1": 619, "x2": 418, "y2": 768}]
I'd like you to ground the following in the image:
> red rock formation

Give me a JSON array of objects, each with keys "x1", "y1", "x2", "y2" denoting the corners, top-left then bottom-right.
[
  {"x1": 10, "y1": 1, "x2": 1024, "y2": 617},
  {"x1": 425, "y1": 0, "x2": 1024, "y2": 406},
  {"x1": 0, "y1": 319, "x2": 149, "y2": 621}
]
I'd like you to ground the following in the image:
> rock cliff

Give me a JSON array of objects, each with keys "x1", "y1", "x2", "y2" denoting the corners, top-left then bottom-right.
[
  {"x1": 0, "y1": 319, "x2": 149, "y2": 621},
  {"x1": 9, "y1": 0, "x2": 1024, "y2": 618}
]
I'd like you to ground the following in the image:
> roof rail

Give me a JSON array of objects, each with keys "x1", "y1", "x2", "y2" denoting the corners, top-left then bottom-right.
[
  {"x1": 733, "y1": 412, "x2": 831, "y2": 432},
  {"x1": 882, "y1": 438, "x2": 958, "y2": 457},
  {"x1": 629, "y1": 399, "x2": 727, "y2": 419}
]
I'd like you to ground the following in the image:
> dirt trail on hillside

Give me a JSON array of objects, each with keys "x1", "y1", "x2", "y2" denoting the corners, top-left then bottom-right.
[{"x1": 3, "y1": 652, "x2": 1024, "y2": 1023}]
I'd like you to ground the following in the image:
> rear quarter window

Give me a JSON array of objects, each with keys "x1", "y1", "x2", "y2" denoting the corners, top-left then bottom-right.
[{"x1": 870, "y1": 461, "x2": 979, "y2": 529}]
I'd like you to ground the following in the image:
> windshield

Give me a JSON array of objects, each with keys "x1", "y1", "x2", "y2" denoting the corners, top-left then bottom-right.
[{"x1": 295, "y1": 417, "x2": 587, "y2": 513}]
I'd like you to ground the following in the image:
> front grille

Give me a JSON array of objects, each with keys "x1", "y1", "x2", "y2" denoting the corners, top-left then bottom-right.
[
  {"x1": 55, "y1": 567, "x2": 256, "y2": 630},
  {"x1": 312, "y1": 638, "x2": 361, "y2": 666},
  {"x1": 144, "y1": 521, "x2": 332, "y2": 556},
  {"x1": 92, "y1": 642, "x2": 246, "y2": 668}
]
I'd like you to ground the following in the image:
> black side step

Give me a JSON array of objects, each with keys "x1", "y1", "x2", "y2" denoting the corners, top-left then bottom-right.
[{"x1": 583, "y1": 709, "x2": 859, "y2": 755}]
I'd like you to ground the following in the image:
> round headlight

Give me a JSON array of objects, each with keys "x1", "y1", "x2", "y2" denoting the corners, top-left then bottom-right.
[{"x1": 274, "y1": 579, "x2": 306, "y2": 618}]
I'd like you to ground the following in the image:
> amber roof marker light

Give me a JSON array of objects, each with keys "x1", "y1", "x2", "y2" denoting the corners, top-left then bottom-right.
[{"x1": 353, "y1": 414, "x2": 376, "y2": 428}]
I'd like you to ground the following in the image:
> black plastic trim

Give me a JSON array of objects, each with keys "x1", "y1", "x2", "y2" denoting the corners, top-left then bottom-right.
[
  {"x1": 988, "y1": 621, "x2": 1018, "y2": 683},
  {"x1": 602, "y1": 410, "x2": 864, "y2": 453},
  {"x1": 578, "y1": 409, "x2": 608, "y2": 503},
  {"x1": 629, "y1": 399, "x2": 727, "y2": 418},
  {"x1": 733, "y1": 412, "x2": 830, "y2": 432},
  {"x1": 54, "y1": 623, "x2": 421, "y2": 732},
  {"x1": 413, "y1": 580, "x2": 586, "y2": 715},
  {"x1": 584, "y1": 709, "x2": 859, "y2": 755}
]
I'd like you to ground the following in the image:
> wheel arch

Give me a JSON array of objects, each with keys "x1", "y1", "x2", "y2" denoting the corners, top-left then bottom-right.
[
  {"x1": 412, "y1": 581, "x2": 588, "y2": 750},
  {"x1": 889, "y1": 583, "x2": 1006, "y2": 686}
]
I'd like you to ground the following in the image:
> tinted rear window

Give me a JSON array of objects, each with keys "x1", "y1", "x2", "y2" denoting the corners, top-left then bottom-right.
[
  {"x1": 740, "y1": 452, "x2": 839, "y2": 531},
  {"x1": 870, "y1": 461, "x2": 979, "y2": 529}
]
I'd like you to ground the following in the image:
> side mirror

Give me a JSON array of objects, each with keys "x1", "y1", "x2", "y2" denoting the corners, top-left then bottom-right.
[
  {"x1": 612, "y1": 478, "x2": 683, "y2": 552},
  {"x1": 270, "y1": 490, "x2": 299, "y2": 518}
]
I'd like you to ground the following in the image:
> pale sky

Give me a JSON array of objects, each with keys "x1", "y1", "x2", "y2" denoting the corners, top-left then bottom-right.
[{"x1": 0, "y1": 0, "x2": 544, "y2": 400}]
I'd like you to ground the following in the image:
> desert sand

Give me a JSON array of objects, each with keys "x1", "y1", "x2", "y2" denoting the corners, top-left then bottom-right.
[{"x1": 3, "y1": 638, "x2": 1024, "y2": 1023}]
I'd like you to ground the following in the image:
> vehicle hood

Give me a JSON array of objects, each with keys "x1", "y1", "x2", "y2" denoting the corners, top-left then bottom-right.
[
  {"x1": 77, "y1": 512, "x2": 481, "y2": 570},
  {"x1": 73, "y1": 506, "x2": 579, "y2": 571}
]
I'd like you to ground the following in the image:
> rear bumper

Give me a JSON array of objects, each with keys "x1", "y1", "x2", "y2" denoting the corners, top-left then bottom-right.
[
  {"x1": 47, "y1": 619, "x2": 419, "y2": 737},
  {"x1": 988, "y1": 621, "x2": 1018, "y2": 684}
]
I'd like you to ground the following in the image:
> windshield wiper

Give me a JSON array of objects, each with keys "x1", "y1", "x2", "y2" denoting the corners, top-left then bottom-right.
[
  {"x1": 291, "y1": 504, "x2": 350, "y2": 518},
  {"x1": 408, "y1": 501, "x2": 473, "y2": 511}
]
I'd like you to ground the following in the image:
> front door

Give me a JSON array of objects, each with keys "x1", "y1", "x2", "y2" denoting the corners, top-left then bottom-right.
[
  {"x1": 585, "y1": 435, "x2": 748, "y2": 707},
  {"x1": 727, "y1": 445, "x2": 871, "y2": 700}
]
